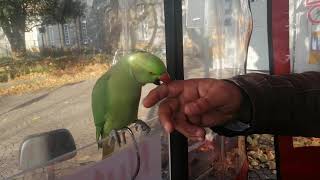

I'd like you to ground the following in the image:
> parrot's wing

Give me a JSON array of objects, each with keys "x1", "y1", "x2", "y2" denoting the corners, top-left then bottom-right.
[{"x1": 92, "y1": 72, "x2": 111, "y2": 142}]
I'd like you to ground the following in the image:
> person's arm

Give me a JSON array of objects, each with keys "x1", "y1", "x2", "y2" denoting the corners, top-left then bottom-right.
[{"x1": 214, "y1": 71, "x2": 320, "y2": 137}]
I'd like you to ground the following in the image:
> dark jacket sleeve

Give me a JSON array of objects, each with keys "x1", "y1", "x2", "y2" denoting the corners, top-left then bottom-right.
[{"x1": 212, "y1": 71, "x2": 320, "y2": 137}]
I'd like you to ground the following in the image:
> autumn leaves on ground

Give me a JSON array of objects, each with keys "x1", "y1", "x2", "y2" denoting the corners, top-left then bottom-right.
[{"x1": 0, "y1": 54, "x2": 110, "y2": 96}]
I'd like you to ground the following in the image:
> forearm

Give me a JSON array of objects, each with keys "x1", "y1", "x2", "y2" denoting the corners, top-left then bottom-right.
[{"x1": 227, "y1": 71, "x2": 320, "y2": 137}]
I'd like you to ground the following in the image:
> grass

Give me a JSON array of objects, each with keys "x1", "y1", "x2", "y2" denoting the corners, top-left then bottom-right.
[{"x1": 0, "y1": 54, "x2": 111, "y2": 96}]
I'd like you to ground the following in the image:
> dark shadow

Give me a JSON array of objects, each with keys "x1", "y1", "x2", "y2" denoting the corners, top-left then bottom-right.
[
  {"x1": 7, "y1": 93, "x2": 49, "y2": 113},
  {"x1": 60, "y1": 80, "x2": 85, "y2": 88},
  {"x1": 1, "y1": 80, "x2": 85, "y2": 116}
]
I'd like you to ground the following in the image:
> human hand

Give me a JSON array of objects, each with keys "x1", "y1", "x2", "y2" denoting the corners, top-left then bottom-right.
[{"x1": 143, "y1": 79, "x2": 243, "y2": 141}]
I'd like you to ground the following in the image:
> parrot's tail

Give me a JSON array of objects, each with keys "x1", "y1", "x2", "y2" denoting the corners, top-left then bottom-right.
[
  {"x1": 96, "y1": 127, "x2": 103, "y2": 148},
  {"x1": 97, "y1": 141, "x2": 103, "y2": 149},
  {"x1": 102, "y1": 138, "x2": 115, "y2": 159}
]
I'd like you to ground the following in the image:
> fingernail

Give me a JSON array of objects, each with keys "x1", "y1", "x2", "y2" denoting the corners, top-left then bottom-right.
[
  {"x1": 143, "y1": 98, "x2": 150, "y2": 107},
  {"x1": 164, "y1": 124, "x2": 172, "y2": 133}
]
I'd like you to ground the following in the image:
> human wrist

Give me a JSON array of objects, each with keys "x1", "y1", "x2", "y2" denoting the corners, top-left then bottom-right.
[
  {"x1": 224, "y1": 80, "x2": 252, "y2": 124},
  {"x1": 237, "y1": 88, "x2": 252, "y2": 124}
]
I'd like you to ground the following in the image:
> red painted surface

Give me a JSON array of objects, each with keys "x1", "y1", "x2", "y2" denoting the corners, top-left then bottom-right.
[
  {"x1": 236, "y1": 159, "x2": 249, "y2": 180},
  {"x1": 278, "y1": 136, "x2": 320, "y2": 179},
  {"x1": 271, "y1": 0, "x2": 290, "y2": 75},
  {"x1": 272, "y1": 0, "x2": 320, "y2": 179}
]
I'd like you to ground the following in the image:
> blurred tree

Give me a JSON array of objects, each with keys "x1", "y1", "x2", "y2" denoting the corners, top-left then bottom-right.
[
  {"x1": 0, "y1": 0, "x2": 85, "y2": 57},
  {"x1": 102, "y1": 0, "x2": 121, "y2": 54},
  {"x1": 128, "y1": 0, "x2": 158, "y2": 50},
  {"x1": 41, "y1": 0, "x2": 85, "y2": 50},
  {"x1": 91, "y1": 0, "x2": 160, "y2": 54}
]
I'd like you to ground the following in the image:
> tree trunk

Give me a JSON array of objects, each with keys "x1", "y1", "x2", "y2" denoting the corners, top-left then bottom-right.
[
  {"x1": 2, "y1": 17, "x2": 27, "y2": 58},
  {"x1": 57, "y1": 23, "x2": 64, "y2": 50},
  {"x1": 104, "y1": 0, "x2": 121, "y2": 54},
  {"x1": 145, "y1": 5, "x2": 158, "y2": 50},
  {"x1": 130, "y1": 25, "x2": 137, "y2": 49},
  {"x1": 74, "y1": 17, "x2": 81, "y2": 53}
]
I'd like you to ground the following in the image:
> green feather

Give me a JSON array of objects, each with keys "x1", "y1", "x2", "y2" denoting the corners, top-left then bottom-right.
[{"x1": 91, "y1": 51, "x2": 167, "y2": 157}]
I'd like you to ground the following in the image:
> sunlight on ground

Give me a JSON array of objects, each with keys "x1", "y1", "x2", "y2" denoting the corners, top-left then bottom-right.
[{"x1": 0, "y1": 63, "x2": 109, "y2": 96}]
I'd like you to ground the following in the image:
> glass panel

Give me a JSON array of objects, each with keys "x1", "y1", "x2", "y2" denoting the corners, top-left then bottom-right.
[
  {"x1": 8, "y1": 119, "x2": 166, "y2": 180},
  {"x1": 290, "y1": 0, "x2": 320, "y2": 148},
  {"x1": 184, "y1": 0, "x2": 252, "y2": 79},
  {"x1": 290, "y1": 0, "x2": 320, "y2": 72},
  {"x1": 183, "y1": 0, "x2": 252, "y2": 179},
  {"x1": 0, "y1": 0, "x2": 167, "y2": 179}
]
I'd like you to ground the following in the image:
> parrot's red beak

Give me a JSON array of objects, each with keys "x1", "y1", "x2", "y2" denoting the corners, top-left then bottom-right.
[{"x1": 160, "y1": 73, "x2": 171, "y2": 84}]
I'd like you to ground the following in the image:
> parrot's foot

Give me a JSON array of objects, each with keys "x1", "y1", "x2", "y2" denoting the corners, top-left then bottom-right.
[
  {"x1": 108, "y1": 129, "x2": 127, "y2": 147},
  {"x1": 108, "y1": 127, "x2": 141, "y2": 180},
  {"x1": 133, "y1": 120, "x2": 151, "y2": 135}
]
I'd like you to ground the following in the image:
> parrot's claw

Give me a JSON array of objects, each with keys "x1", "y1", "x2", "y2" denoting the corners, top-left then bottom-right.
[
  {"x1": 134, "y1": 120, "x2": 151, "y2": 136},
  {"x1": 121, "y1": 131, "x2": 127, "y2": 144},
  {"x1": 108, "y1": 129, "x2": 122, "y2": 147},
  {"x1": 108, "y1": 127, "x2": 133, "y2": 147}
]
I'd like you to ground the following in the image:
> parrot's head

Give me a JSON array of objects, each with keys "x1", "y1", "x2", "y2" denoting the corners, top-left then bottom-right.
[{"x1": 128, "y1": 51, "x2": 171, "y2": 85}]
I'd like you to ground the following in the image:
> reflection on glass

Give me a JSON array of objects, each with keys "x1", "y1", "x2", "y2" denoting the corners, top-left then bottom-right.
[
  {"x1": 183, "y1": 0, "x2": 252, "y2": 179},
  {"x1": 184, "y1": 0, "x2": 252, "y2": 79},
  {"x1": 0, "y1": 0, "x2": 167, "y2": 179},
  {"x1": 9, "y1": 119, "x2": 166, "y2": 180}
]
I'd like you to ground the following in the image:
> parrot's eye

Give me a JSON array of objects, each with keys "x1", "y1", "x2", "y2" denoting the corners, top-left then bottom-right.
[{"x1": 149, "y1": 72, "x2": 155, "y2": 75}]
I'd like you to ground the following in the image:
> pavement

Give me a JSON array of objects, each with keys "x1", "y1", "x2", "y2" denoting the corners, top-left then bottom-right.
[
  {"x1": 0, "y1": 79, "x2": 97, "y2": 178},
  {"x1": 0, "y1": 77, "x2": 160, "y2": 179}
]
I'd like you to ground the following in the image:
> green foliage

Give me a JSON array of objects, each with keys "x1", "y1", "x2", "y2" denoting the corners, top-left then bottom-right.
[
  {"x1": 1, "y1": 0, "x2": 46, "y2": 31},
  {"x1": 0, "y1": 0, "x2": 85, "y2": 30},
  {"x1": 41, "y1": 0, "x2": 86, "y2": 25},
  {"x1": 0, "y1": 0, "x2": 85, "y2": 54}
]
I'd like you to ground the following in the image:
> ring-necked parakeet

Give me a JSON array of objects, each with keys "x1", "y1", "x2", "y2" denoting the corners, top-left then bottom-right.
[{"x1": 91, "y1": 51, "x2": 170, "y2": 158}]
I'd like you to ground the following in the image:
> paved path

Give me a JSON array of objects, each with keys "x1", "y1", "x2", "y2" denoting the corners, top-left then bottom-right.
[
  {"x1": 0, "y1": 77, "x2": 159, "y2": 179},
  {"x1": 0, "y1": 79, "x2": 96, "y2": 178}
]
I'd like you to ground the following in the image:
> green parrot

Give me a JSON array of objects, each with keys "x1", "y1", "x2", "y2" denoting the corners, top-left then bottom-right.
[{"x1": 91, "y1": 51, "x2": 170, "y2": 158}]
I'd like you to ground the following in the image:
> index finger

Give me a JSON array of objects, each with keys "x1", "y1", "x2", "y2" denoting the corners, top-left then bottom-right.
[{"x1": 143, "y1": 81, "x2": 184, "y2": 108}]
